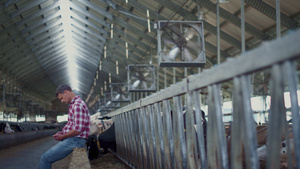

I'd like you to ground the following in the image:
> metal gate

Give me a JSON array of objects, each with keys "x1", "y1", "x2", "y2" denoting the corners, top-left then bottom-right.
[{"x1": 108, "y1": 30, "x2": 300, "y2": 169}]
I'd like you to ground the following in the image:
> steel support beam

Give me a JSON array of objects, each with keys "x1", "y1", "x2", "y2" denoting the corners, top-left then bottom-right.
[
  {"x1": 245, "y1": 0, "x2": 299, "y2": 30},
  {"x1": 197, "y1": 0, "x2": 271, "y2": 40}
]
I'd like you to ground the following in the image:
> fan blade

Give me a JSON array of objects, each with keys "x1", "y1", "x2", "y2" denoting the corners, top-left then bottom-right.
[
  {"x1": 166, "y1": 46, "x2": 180, "y2": 60},
  {"x1": 121, "y1": 85, "x2": 127, "y2": 92},
  {"x1": 145, "y1": 76, "x2": 154, "y2": 82},
  {"x1": 141, "y1": 81, "x2": 149, "y2": 89},
  {"x1": 183, "y1": 48, "x2": 195, "y2": 62},
  {"x1": 163, "y1": 37, "x2": 177, "y2": 47},
  {"x1": 121, "y1": 94, "x2": 128, "y2": 100},
  {"x1": 114, "y1": 94, "x2": 120, "y2": 100},
  {"x1": 186, "y1": 40, "x2": 202, "y2": 51},
  {"x1": 132, "y1": 80, "x2": 141, "y2": 88},
  {"x1": 184, "y1": 27, "x2": 196, "y2": 41},
  {"x1": 106, "y1": 101, "x2": 111, "y2": 106},
  {"x1": 142, "y1": 72, "x2": 149, "y2": 77},
  {"x1": 130, "y1": 75, "x2": 139, "y2": 83}
]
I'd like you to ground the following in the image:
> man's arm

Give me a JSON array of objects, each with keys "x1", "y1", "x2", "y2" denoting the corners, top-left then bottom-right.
[{"x1": 53, "y1": 130, "x2": 81, "y2": 141}]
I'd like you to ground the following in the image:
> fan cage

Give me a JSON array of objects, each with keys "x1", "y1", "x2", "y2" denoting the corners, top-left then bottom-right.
[
  {"x1": 127, "y1": 64, "x2": 156, "y2": 92},
  {"x1": 157, "y1": 20, "x2": 206, "y2": 67},
  {"x1": 110, "y1": 83, "x2": 131, "y2": 102},
  {"x1": 32, "y1": 103, "x2": 40, "y2": 114},
  {"x1": 0, "y1": 84, "x2": 4, "y2": 102},
  {"x1": 5, "y1": 93, "x2": 22, "y2": 108},
  {"x1": 104, "y1": 93, "x2": 120, "y2": 108},
  {"x1": 21, "y1": 99, "x2": 32, "y2": 111}
]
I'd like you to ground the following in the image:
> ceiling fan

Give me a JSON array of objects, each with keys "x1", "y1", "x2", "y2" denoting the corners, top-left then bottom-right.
[
  {"x1": 127, "y1": 64, "x2": 156, "y2": 92},
  {"x1": 157, "y1": 20, "x2": 206, "y2": 67},
  {"x1": 110, "y1": 83, "x2": 131, "y2": 102}
]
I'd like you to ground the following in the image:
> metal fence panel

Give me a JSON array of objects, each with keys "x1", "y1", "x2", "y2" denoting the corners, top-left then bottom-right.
[{"x1": 108, "y1": 30, "x2": 300, "y2": 169}]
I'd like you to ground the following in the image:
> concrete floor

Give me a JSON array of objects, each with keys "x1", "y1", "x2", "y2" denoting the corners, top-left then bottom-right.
[
  {"x1": 0, "y1": 135, "x2": 127, "y2": 169},
  {"x1": 0, "y1": 136, "x2": 58, "y2": 169}
]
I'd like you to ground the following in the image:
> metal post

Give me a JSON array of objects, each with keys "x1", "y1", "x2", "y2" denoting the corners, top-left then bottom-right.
[
  {"x1": 157, "y1": 67, "x2": 160, "y2": 91},
  {"x1": 217, "y1": 0, "x2": 221, "y2": 65},
  {"x1": 164, "y1": 68, "x2": 167, "y2": 89},
  {"x1": 241, "y1": 0, "x2": 246, "y2": 53},
  {"x1": 173, "y1": 68, "x2": 176, "y2": 84},
  {"x1": 276, "y1": 0, "x2": 281, "y2": 38}
]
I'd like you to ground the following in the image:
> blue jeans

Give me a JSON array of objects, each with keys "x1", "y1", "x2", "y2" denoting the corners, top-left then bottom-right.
[{"x1": 39, "y1": 137, "x2": 86, "y2": 169}]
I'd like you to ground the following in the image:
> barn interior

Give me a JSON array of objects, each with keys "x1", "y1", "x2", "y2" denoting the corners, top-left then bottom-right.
[{"x1": 0, "y1": 0, "x2": 299, "y2": 122}]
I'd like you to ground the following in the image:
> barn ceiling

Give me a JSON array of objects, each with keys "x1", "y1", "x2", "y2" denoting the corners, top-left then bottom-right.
[{"x1": 0, "y1": 0, "x2": 299, "y2": 113}]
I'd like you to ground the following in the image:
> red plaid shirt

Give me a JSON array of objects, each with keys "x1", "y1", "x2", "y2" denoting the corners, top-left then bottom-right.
[{"x1": 62, "y1": 96, "x2": 90, "y2": 139}]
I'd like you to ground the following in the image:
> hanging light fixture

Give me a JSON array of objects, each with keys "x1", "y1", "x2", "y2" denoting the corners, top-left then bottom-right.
[
  {"x1": 104, "y1": 46, "x2": 107, "y2": 58},
  {"x1": 125, "y1": 42, "x2": 128, "y2": 59},
  {"x1": 111, "y1": 24, "x2": 114, "y2": 39},
  {"x1": 109, "y1": 73, "x2": 111, "y2": 84},
  {"x1": 147, "y1": 9, "x2": 151, "y2": 33},
  {"x1": 116, "y1": 60, "x2": 119, "y2": 75}
]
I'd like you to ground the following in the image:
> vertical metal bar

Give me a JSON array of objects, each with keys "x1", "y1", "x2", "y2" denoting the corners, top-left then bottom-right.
[
  {"x1": 173, "y1": 96, "x2": 187, "y2": 169},
  {"x1": 118, "y1": 115, "x2": 125, "y2": 159},
  {"x1": 212, "y1": 84, "x2": 229, "y2": 169},
  {"x1": 241, "y1": 0, "x2": 246, "y2": 53},
  {"x1": 142, "y1": 107, "x2": 150, "y2": 169},
  {"x1": 128, "y1": 110, "x2": 138, "y2": 168},
  {"x1": 121, "y1": 113, "x2": 127, "y2": 161},
  {"x1": 193, "y1": 90, "x2": 207, "y2": 169},
  {"x1": 162, "y1": 100, "x2": 174, "y2": 169},
  {"x1": 267, "y1": 64, "x2": 285, "y2": 169},
  {"x1": 216, "y1": 0, "x2": 221, "y2": 65},
  {"x1": 120, "y1": 113, "x2": 128, "y2": 161},
  {"x1": 132, "y1": 91, "x2": 135, "y2": 102},
  {"x1": 241, "y1": 75, "x2": 259, "y2": 169},
  {"x1": 157, "y1": 67, "x2": 160, "y2": 91},
  {"x1": 186, "y1": 92, "x2": 198, "y2": 169},
  {"x1": 148, "y1": 105, "x2": 157, "y2": 169},
  {"x1": 154, "y1": 102, "x2": 164, "y2": 169},
  {"x1": 276, "y1": 0, "x2": 281, "y2": 38},
  {"x1": 115, "y1": 115, "x2": 122, "y2": 158},
  {"x1": 134, "y1": 109, "x2": 142, "y2": 169},
  {"x1": 231, "y1": 78, "x2": 243, "y2": 169},
  {"x1": 137, "y1": 109, "x2": 145, "y2": 169},
  {"x1": 125, "y1": 112, "x2": 133, "y2": 165},
  {"x1": 207, "y1": 85, "x2": 218, "y2": 169},
  {"x1": 173, "y1": 67, "x2": 176, "y2": 84},
  {"x1": 283, "y1": 61, "x2": 300, "y2": 167},
  {"x1": 164, "y1": 68, "x2": 167, "y2": 89},
  {"x1": 115, "y1": 115, "x2": 121, "y2": 155}
]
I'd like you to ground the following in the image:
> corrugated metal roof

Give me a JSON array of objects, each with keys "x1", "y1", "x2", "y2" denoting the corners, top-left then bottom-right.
[{"x1": 0, "y1": 0, "x2": 299, "y2": 114}]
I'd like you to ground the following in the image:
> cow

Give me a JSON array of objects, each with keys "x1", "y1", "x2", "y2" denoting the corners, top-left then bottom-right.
[
  {"x1": 225, "y1": 124, "x2": 296, "y2": 169},
  {"x1": 4, "y1": 123, "x2": 14, "y2": 133}
]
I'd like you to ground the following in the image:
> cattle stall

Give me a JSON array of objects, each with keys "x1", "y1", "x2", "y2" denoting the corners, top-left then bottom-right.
[{"x1": 107, "y1": 30, "x2": 300, "y2": 169}]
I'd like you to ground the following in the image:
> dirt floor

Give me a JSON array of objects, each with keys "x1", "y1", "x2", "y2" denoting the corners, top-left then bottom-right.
[
  {"x1": 52, "y1": 151, "x2": 127, "y2": 169},
  {"x1": 90, "y1": 153, "x2": 127, "y2": 169}
]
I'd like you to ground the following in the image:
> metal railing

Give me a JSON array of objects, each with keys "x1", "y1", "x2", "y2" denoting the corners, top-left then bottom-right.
[{"x1": 107, "y1": 30, "x2": 300, "y2": 169}]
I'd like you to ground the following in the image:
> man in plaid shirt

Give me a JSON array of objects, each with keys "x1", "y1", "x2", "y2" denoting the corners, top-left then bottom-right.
[{"x1": 39, "y1": 84, "x2": 91, "y2": 169}]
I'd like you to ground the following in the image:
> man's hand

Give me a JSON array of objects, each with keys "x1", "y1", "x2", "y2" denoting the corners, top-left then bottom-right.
[
  {"x1": 53, "y1": 133, "x2": 65, "y2": 141},
  {"x1": 53, "y1": 130, "x2": 81, "y2": 141}
]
